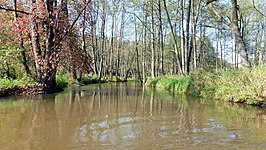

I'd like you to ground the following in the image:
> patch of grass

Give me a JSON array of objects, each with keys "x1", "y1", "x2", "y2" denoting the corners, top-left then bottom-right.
[
  {"x1": 81, "y1": 75, "x2": 107, "y2": 84},
  {"x1": 146, "y1": 75, "x2": 190, "y2": 92},
  {"x1": 146, "y1": 77, "x2": 160, "y2": 86},
  {"x1": 0, "y1": 78, "x2": 37, "y2": 89},
  {"x1": 56, "y1": 72, "x2": 77, "y2": 88}
]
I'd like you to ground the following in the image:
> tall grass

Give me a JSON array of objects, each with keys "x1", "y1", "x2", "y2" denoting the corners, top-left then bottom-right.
[
  {"x1": 0, "y1": 78, "x2": 37, "y2": 89},
  {"x1": 56, "y1": 72, "x2": 77, "y2": 88},
  {"x1": 146, "y1": 75, "x2": 190, "y2": 92},
  {"x1": 146, "y1": 66, "x2": 266, "y2": 106}
]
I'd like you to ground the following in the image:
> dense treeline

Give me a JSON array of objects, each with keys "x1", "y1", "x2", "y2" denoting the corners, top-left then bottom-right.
[{"x1": 0, "y1": 0, "x2": 265, "y2": 89}]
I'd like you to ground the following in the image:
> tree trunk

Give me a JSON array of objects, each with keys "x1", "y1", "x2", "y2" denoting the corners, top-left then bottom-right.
[
  {"x1": 186, "y1": 0, "x2": 192, "y2": 73},
  {"x1": 230, "y1": 22, "x2": 251, "y2": 67},
  {"x1": 209, "y1": 0, "x2": 251, "y2": 67},
  {"x1": 150, "y1": 0, "x2": 155, "y2": 78},
  {"x1": 116, "y1": 2, "x2": 125, "y2": 78},
  {"x1": 98, "y1": 0, "x2": 107, "y2": 79},
  {"x1": 91, "y1": 2, "x2": 98, "y2": 75},
  {"x1": 142, "y1": 7, "x2": 147, "y2": 84},
  {"x1": 135, "y1": 14, "x2": 141, "y2": 82},
  {"x1": 163, "y1": 0, "x2": 183, "y2": 75},
  {"x1": 31, "y1": 0, "x2": 57, "y2": 88},
  {"x1": 13, "y1": 0, "x2": 31, "y2": 76},
  {"x1": 179, "y1": 0, "x2": 187, "y2": 74},
  {"x1": 158, "y1": 0, "x2": 164, "y2": 75}
]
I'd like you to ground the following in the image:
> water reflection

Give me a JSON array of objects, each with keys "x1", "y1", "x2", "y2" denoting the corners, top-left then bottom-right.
[{"x1": 0, "y1": 83, "x2": 266, "y2": 149}]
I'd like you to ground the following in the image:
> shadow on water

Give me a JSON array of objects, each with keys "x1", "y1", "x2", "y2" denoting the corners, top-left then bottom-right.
[{"x1": 0, "y1": 82, "x2": 266, "y2": 149}]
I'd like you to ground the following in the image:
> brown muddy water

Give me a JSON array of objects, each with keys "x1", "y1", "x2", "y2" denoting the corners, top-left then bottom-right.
[{"x1": 0, "y1": 83, "x2": 266, "y2": 150}]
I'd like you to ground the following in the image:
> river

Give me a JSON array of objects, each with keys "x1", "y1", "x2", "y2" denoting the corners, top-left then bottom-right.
[{"x1": 0, "y1": 83, "x2": 265, "y2": 149}]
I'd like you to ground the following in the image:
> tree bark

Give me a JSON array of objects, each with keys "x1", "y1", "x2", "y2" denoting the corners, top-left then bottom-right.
[
  {"x1": 180, "y1": 0, "x2": 185, "y2": 73},
  {"x1": 98, "y1": 0, "x2": 107, "y2": 79},
  {"x1": 158, "y1": 0, "x2": 164, "y2": 75},
  {"x1": 150, "y1": 0, "x2": 155, "y2": 78},
  {"x1": 13, "y1": 0, "x2": 31, "y2": 76},
  {"x1": 186, "y1": 0, "x2": 192, "y2": 73},
  {"x1": 31, "y1": 0, "x2": 57, "y2": 88},
  {"x1": 231, "y1": 0, "x2": 251, "y2": 67}
]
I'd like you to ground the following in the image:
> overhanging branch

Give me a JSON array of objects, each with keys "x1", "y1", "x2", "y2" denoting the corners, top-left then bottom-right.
[
  {"x1": 252, "y1": 0, "x2": 266, "y2": 18},
  {"x1": 54, "y1": 0, "x2": 92, "y2": 50},
  {"x1": 0, "y1": 5, "x2": 30, "y2": 15},
  {"x1": 204, "y1": 0, "x2": 217, "y2": 6}
]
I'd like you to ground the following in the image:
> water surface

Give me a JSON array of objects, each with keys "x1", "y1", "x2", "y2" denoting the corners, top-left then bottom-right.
[{"x1": 0, "y1": 83, "x2": 266, "y2": 149}]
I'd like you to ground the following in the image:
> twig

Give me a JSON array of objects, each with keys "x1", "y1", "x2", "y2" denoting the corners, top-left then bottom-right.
[{"x1": 252, "y1": 0, "x2": 266, "y2": 18}]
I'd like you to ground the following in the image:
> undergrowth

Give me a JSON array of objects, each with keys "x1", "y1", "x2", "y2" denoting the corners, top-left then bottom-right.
[
  {"x1": 56, "y1": 72, "x2": 77, "y2": 88},
  {"x1": 0, "y1": 78, "x2": 37, "y2": 89},
  {"x1": 146, "y1": 66, "x2": 266, "y2": 106}
]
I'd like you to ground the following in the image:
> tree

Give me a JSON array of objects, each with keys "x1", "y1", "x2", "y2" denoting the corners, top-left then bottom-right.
[
  {"x1": 207, "y1": 0, "x2": 251, "y2": 67},
  {"x1": 29, "y1": 0, "x2": 91, "y2": 89}
]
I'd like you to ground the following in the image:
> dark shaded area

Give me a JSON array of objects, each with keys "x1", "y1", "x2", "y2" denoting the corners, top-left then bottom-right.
[{"x1": 0, "y1": 86, "x2": 63, "y2": 97}]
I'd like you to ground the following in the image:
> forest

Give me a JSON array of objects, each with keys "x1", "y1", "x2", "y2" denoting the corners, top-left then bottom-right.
[{"x1": 0, "y1": 0, "x2": 266, "y2": 105}]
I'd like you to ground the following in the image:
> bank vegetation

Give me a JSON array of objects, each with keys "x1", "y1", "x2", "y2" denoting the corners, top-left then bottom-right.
[{"x1": 146, "y1": 66, "x2": 266, "y2": 106}]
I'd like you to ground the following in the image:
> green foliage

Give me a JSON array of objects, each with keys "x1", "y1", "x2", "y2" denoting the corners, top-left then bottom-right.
[
  {"x1": 0, "y1": 44, "x2": 32, "y2": 79},
  {"x1": 146, "y1": 66, "x2": 266, "y2": 106},
  {"x1": 188, "y1": 67, "x2": 266, "y2": 105},
  {"x1": 81, "y1": 76, "x2": 107, "y2": 84},
  {"x1": 146, "y1": 75, "x2": 190, "y2": 92},
  {"x1": 0, "y1": 78, "x2": 36, "y2": 89},
  {"x1": 187, "y1": 69, "x2": 218, "y2": 97},
  {"x1": 56, "y1": 72, "x2": 77, "y2": 88},
  {"x1": 146, "y1": 77, "x2": 160, "y2": 86}
]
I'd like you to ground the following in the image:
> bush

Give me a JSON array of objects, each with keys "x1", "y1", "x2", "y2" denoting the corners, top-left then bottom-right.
[{"x1": 56, "y1": 72, "x2": 77, "y2": 88}]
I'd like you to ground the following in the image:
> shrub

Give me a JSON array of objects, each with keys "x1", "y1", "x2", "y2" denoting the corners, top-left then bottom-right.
[
  {"x1": 0, "y1": 78, "x2": 37, "y2": 89},
  {"x1": 56, "y1": 72, "x2": 77, "y2": 88}
]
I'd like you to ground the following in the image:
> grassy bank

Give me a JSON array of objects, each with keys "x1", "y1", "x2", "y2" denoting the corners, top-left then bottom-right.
[
  {"x1": 146, "y1": 66, "x2": 266, "y2": 106},
  {"x1": 0, "y1": 72, "x2": 128, "y2": 97}
]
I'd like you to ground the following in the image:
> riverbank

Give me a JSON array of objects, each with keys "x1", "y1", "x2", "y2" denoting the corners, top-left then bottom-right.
[
  {"x1": 0, "y1": 73, "x2": 126, "y2": 97},
  {"x1": 146, "y1": 66, "x2": 266, "y2": 106},
  {"x1": 0, "y1": 77, "x2": 64, "y2": 97}
]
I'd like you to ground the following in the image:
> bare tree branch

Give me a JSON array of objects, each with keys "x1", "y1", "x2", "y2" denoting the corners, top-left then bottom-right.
[
  {"x1": 252, "y1": 0, "x2": 266, "y2": 18},
  {"x1": 0, "y1": 5, "x2": 30, "y2": 14},
  {"x1": 54, "y1": 0, "x2": 92, "y2": 50},
  {"x1": 200, "y1": 24, "x2": 230, "y2": 30},
  {"x1": 205, "y1": 0, "x2": 217, "y2": 6},
  {"x1": 208, "y1": 3, "x2": 230, "y2": 26}
]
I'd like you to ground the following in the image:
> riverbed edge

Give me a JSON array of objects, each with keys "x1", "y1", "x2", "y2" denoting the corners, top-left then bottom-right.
[{"x1": 0, "y1": 86, "x2": 64, "y2": 97}]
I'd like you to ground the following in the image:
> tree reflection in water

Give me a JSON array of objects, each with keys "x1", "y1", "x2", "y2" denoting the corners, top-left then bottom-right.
[{"x1": 0, "y1": 83, "x2": 266, "y2": 149}]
